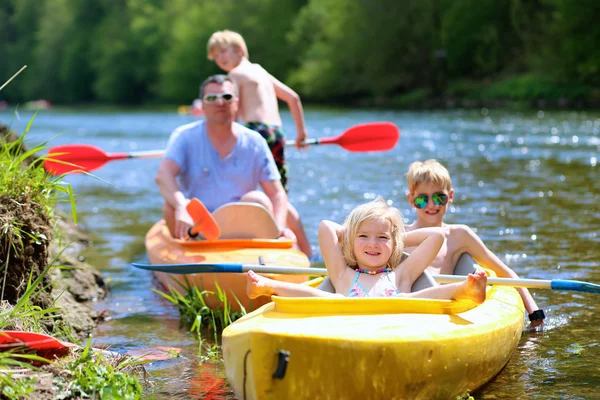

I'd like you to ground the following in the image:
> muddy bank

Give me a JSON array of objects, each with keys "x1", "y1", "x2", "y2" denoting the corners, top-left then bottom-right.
[{"x1": 48, "y1": 214, "x2": 109, "y2": 338}]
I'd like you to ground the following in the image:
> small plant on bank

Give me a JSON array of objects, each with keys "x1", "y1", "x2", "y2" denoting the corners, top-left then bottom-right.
[{"x1": 52, "y1": 340, "x2": 144, "y2": 400}]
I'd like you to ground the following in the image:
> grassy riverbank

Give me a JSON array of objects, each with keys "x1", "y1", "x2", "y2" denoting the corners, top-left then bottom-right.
[{"x1": 0, "y1": 123, "x2": 145, "y2": 399}]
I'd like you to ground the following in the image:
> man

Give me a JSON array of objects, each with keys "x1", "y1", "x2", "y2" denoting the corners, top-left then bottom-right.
[{"x1": 155, "y1": 74, "x2": 293, "y2": 241}]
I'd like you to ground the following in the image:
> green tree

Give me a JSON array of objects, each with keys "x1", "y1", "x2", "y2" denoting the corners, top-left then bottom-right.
[
  {"x1": 29, "y1": 0, "x2": 101, "y2": 103},
  {"x1": 91, "y1": 0, "x2": 167, "y2": 103},
  {"x1": 0, "y1": 0, "x2": 41, "y2": 102},
  {"x1": 547, "y1": 0, "x2": 600, "y2": 84},
  {"x1": 288, "y1": 0, "x2": 436, "y2": 100},
  {"x1": 442, "y1": 0, "x2": 519, "y2": 78}
]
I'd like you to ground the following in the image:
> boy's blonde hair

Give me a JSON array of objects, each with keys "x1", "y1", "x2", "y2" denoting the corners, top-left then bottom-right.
[
  {"x1": 339, "y1": 198, "x2": 405, "y2": 270},
  {"x1": 207, "y1": 30, "x2": 249, "y2": 60},
  {"x1": 406, "y1": 159, "x2": 452, "y2": 193}
]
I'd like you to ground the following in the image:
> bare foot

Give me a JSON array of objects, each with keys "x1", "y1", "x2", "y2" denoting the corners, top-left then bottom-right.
[
  {"x1": 456, "y1": 270, "x2": 488, "y2": 304},
  {"x1": 246, "y1": 270, "x2": 275, "y2": 299}
]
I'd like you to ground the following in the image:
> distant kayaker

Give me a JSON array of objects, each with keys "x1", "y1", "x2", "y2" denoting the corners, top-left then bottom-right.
[
  {"x1": 404, "y1": 159, "x2": 545, "y2": 326},
  {"x1": 205, "y1": 29, "x2": 312, "y2": 258},
  {"x1": 155, "y1": 74, "x2": 295, "y2": 243},
  {"x1": 246, "y1": 197, "x2": 488, "y2": 303}
]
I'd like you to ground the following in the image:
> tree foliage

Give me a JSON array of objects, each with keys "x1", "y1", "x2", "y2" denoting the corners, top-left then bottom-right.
[{"x1": 0, "y1": 0, "x2": 597, "y2": 104}]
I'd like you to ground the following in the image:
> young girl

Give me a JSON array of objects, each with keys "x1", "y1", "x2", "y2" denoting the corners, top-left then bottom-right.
[{"x1": 247, "y1": 198, "x2": 487, "y2": 302}]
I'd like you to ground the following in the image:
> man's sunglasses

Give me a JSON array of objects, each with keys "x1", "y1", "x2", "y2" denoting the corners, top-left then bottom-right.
[
  {"x1": 413, "y1": 192, "x2": 449, "y2": 209},
  {"x1": 203, "y1": 92, "x2": 235, "y2": 104}
]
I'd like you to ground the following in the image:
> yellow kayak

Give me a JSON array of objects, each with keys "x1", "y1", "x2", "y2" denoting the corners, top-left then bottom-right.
[
  {"x1": 145, "y1": 203, "x2": 310, "y2": 312},
  {"x1": 223, "y1": 262, "x2": 525, "y2": 399}
]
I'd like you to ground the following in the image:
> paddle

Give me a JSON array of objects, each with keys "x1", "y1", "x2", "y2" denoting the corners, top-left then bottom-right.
[
  {"x1": 43, "y1": 122, "x2": 400, "y2": 175},
  {"x1": 131, "y1": 262, "x2": 600, "y2": 294},
  {"x1": 0, "y1": 331, "x2": 181, "y2": 361},
  {"x1": 185, "y1": 198, "x2": 221, "y2": 241}
]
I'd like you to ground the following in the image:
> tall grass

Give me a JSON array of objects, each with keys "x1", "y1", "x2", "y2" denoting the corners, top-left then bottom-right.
[
  {"x1": 154, "y1": 278, "x2": 245, "y2": 356},
  {"x1": 0, "y1": 115, "x2": 77, "y2": 218}
]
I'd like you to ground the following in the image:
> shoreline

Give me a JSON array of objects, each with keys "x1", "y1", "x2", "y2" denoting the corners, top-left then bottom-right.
[{"x1": 1, "y1": 124, "x2": 143, "y2": 398}]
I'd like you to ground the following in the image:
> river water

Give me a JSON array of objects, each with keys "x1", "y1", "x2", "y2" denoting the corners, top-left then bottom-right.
[{"x1": 2, "y1": 107, "x2": 599, "y2": 399}]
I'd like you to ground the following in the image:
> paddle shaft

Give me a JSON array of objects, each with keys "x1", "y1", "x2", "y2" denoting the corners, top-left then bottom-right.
[
  {"x1": 98, "y1": 142, "x2": 313, "y2": 161},
  {"x1": 55, "y1": 139, "x2": 361, "y2": 161},
  {"x1": 434, "y1": 275, "x2": 551, "y2": 289},
  {"x1": 134, "y1": 263, "x2": 547, "y2": 282},
  {"x1": 132, "y1": 262, "x2": 600, "y2": 294}
]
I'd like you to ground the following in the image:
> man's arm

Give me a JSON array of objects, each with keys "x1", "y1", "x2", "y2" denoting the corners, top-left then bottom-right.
[
  {"x1": 155, "y1": 158, "x2": 192, "y2": 238},
  {"x1": 259, "y1": 180, "x2": 288, "y2": 231},
  {"x1": 270, "y1": 75, "x2": 308, "y2": 149}
]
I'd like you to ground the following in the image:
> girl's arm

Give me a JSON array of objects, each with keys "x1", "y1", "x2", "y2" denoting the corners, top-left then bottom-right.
[
  {"x1": 395, "y1": 228, "x2": 445, "y2": 292},
  {"x1": 318, "y1": 221, "x2": 348, "y2": 287}
]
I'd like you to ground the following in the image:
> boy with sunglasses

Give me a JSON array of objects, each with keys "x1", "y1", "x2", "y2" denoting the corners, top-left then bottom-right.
[
  {"x1": 204, "y1": 29, "x2": 311, "y2": 257},
  {"x1": 405, "y1": 160, "x2": 545, "y2": 326}
]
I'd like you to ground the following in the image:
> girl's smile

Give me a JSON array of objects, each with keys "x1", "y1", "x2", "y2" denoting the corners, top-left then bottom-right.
[{"x1": 353, "y1": 218, "x2": 393, "y2": 270}]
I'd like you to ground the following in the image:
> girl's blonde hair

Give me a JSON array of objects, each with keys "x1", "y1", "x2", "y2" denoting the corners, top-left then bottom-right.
[
  {"x1": 339, "y1": 197, "x2": 405, "y2": 270},
  {"x1": 207, "y1": 30, "x2": 249, "y2": 60},
  {"x1": 405, "y1": 159, "x2": 452, "y2": 193}
]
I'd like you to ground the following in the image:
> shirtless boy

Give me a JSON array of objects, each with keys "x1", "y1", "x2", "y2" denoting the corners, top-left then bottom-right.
[
  {"x1": 405, "y1": 159, "x2": 545, "y2": 326},
  {"x1": 205, "y1": 30, "x2": 311, "y2": 257}
]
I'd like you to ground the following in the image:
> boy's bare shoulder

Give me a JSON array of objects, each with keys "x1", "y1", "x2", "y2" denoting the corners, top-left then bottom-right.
[
  {"x1": 228, "y1": 66, "x2": 251, "y2": 82},
  {"x1": 230, "y1": 62, "x2": 268, "y2": 81},
  {"x1": 445, "y1": 223, "x2": 477, "y2": 238}
]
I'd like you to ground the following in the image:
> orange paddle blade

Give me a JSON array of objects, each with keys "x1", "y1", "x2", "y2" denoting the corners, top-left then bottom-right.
[{"x1": 186, "y1": 199, "x2": 221, "y2": 241}]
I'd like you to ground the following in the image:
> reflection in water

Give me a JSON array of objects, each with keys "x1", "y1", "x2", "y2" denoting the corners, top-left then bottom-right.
[{"x1": 3, "y1": 108, "x2": 599, "y2": 398}]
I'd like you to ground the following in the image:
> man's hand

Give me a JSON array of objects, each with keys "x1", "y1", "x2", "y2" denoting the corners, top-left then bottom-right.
[
  {"x1": 280, "y1": 227, "x2": 297, "y2": 242},
  {"x1": 174, "y1": 202, "x2": 194, "y2": 239}
]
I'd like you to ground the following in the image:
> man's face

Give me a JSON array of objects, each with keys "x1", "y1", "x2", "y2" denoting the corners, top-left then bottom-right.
[
  {"x1": 202, "y1": 81, "x2": 238, "y2": 124},
  {"x1": 407, "y1": 181, "x2": 454, "y2": 225}
]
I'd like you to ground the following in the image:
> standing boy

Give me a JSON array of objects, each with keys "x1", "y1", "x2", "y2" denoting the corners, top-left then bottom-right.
[
  {"x1": 206, "y1": 30, "x2": 311, "y2": 257},
  {"x1": 404, "y1": 159, "x2": 545, "y2": 326}
]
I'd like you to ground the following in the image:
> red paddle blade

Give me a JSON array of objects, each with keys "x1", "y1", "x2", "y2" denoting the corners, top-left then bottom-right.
[
  {"x1": 321, "y1": 122, "x2": 400, "y2": 152},
  {"x1": 44, "y1": 144, "x2": 127, "y2": 175},
  {"x1": 0, "y1": 330, "x2": 75, "y2": 351},
  {"x1": 186, "y1": 199, "x2": 221, "y2": 241}
]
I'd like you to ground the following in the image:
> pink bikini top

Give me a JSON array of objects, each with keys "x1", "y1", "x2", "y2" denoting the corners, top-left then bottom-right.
[{"x1": 346, "y1": 270, "x2": 400, "y2": 297}]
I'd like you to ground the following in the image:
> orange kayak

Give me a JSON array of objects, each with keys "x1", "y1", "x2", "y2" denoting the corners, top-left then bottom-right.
[{"x1": 145, "y1": 203, "x2": 310, "y2": 312}]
